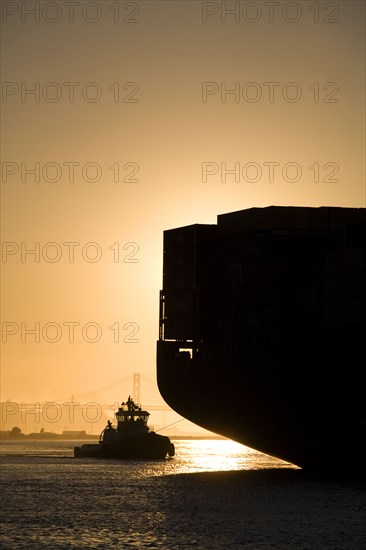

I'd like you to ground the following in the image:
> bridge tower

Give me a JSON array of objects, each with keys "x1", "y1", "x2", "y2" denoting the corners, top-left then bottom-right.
[{"x1": 133, "y1": 372, "x2": 140, "y2": 404}]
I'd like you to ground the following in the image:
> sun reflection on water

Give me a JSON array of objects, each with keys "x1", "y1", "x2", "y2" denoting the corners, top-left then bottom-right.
[{"x1": 169, "y1": 439, "x2": 298, "y2": 475}]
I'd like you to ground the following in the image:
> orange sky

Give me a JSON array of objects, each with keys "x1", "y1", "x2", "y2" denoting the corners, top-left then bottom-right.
[{"x1": 1, "y1": 1, "x2": 365, "y2": 412}]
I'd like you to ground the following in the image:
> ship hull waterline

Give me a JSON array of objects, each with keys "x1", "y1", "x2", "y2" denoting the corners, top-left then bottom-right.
[{"x1": 157, "y1": 340, "x2": 364, "y2": 476}]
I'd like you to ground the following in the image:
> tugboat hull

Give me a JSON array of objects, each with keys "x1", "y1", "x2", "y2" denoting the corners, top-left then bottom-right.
[{"x1": 74, "y1": 435, "x2": 175, "y2": 460}]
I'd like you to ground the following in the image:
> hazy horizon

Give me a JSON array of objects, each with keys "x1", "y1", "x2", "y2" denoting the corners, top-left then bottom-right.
[{"x1": 1, "y1": 1, "x2": 365, "y2": 410}]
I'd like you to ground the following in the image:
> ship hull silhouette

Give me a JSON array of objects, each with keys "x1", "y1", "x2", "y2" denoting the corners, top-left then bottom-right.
[{"x1": 157, "y1": 206, "x2": 366, "y2": 475}]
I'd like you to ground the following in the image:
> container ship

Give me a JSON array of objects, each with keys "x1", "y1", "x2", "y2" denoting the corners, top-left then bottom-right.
[{"x1": 157, "y1": 206, "x2": 366, "y2": 475}]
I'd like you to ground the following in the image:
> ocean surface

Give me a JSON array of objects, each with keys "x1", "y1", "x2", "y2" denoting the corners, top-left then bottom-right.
[{"x1": 0, "y1": 439, "x2": 365, "y2": 549}]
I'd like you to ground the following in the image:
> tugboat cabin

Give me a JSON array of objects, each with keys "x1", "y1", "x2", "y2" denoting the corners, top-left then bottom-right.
[{"x1": 115, "y1": 396, "x2": 150, "y2": 433}]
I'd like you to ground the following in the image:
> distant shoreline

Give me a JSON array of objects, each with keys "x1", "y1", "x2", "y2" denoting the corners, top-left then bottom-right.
[
  {"x1": 170, "y1": 435, "x2": 226, "y2": 440},
  {"x1": 0, "y1": 434, "x2": 99, "y2": 443},
  {"x1": 0, "y1": 434, "x2": 226, "y2": 441}
]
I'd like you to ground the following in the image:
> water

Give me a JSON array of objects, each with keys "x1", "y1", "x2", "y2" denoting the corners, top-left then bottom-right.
[{"x1": 0, "y1": 440, "x2": 365, "y2": 549}]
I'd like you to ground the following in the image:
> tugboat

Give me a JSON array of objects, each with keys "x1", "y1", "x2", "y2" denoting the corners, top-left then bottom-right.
[{"x1": 74, "y1": 396, "x2": 175, "y2": 460}]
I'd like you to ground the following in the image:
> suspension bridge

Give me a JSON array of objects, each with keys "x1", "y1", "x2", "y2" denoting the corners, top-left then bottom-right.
[
  {"x1": 63, "y1": 373, "x2": 171, "y2": 411},
  {"x1": 1, "y1": 373, "x2": 209, "y2": 435}
]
